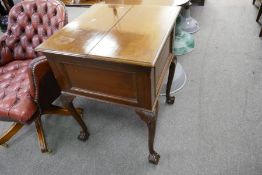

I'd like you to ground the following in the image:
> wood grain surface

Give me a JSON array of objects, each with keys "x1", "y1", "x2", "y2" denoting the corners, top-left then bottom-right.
[{"x1": 36, "y1": 4, "x2": 181, "y2": 67}]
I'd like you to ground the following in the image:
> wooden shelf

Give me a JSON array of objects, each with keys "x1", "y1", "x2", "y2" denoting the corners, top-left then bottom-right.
[{"x1": 61, "y1": 0, "x2": 103, "y2": 6}]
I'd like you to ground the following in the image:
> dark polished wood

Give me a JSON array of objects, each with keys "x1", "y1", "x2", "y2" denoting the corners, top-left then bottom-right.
[
  {"x1": 35, "y1": 118, "x2": 48, "y2": 153},
  {"x1": 36, "y1": 4, "x2": 180, "y2": 164},
  {"x1": 191, "y1": 0, "x2": 205, "y2": 6},
  {"x1": 166, "y1": 56, "x2": 177, "y2": 104},
  {"x1": 60, "y1": 94, "x2": 89, "y2": 141},
  {"x1": 136, "y1": 101, "x2": 160, "y2": 164},
  {"x1": 257, "y1": 3, "x2": 262, "y2": 22}
]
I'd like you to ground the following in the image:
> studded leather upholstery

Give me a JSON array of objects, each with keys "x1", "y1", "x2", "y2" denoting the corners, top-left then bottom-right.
[
  {"x1": 0, "y1": 59, "x2": 36, "y2": 122},
  {"x1": 0, "y1": 0, "x2": 67, "y2": 123},
  {"x1": 0, "y1": 0, "x2": 67, "y2": 65}
]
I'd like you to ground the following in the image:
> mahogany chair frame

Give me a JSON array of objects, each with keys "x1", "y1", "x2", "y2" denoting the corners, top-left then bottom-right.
[
  {"x1": 0, "y1": 101, "x2": 88, "y2": 152},
  {"x1": 0, "y1": 57, "x2": 89, "y2": 151}
]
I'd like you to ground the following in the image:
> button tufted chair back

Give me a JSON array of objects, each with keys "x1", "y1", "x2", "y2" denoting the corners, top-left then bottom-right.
[{"x1": 0, "y1": 0, "x2": 68, "y2": 66}]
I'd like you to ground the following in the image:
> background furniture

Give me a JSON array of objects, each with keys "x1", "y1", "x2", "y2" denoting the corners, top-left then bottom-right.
[
  {"x1": 1, "y1": 0, "x2": 14, "y2": 11},
  {"x1": 0, "y1": 0, "x2": 14, "y2": 32},
  {"x1": 191, "y1": 0, "x2": 205, "y2": 6},
  {"x1": 37, "y1": 4, "x2": 181, "y2": 164},
  {"x1": 0, "y1": 0, "x2": 89, "y2": 152},
  {"x1": 181, "y1": 1, "x2": 200, "y2": 33},
  {"x1": 61, "y1": 0, "x2": 102, "y2": 6}
]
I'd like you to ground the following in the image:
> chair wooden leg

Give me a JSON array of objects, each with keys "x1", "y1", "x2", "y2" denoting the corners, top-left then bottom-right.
[
  {"x1": 35, "y1": 118, "x2": 49, "y2": 153},
  {"x1": 257, "y1": 3, "x2": 262, "y2": 22},
  {"x1": 0, "y1": 122, "x2": 23, "y2": 147},
  {"x1": 44, "y1": 105, "x2": 83, "y2": 117}
]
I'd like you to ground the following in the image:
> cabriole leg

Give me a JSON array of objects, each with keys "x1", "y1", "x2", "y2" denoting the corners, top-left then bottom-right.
[
  {"x1": 136, "y1": 101, "x2": 160, "y2": 165},
  {"x1": 257, "y1": 3, "x2": 262, "y2": 22},
  {"x1": 166, "y1": 56, "x2": 177, "y2": 104},
  {"x1": 60, "y1": 94, "x2": 89, "y2": 141}
]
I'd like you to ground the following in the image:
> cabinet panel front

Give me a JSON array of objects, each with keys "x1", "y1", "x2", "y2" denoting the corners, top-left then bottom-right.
[{"x1": 61, "y1": 62, "x2": 138, "y2": 103}]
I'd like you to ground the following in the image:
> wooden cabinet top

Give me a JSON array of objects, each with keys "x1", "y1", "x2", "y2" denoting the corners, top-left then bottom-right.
[{"x1": 36, "y1": 4, "x2": 180, "y2": 67}]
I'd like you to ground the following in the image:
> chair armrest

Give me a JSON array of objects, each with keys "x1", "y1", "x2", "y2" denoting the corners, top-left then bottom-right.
[{"x1": 28, "y1": 56, "x2": 60, "y2": 109}]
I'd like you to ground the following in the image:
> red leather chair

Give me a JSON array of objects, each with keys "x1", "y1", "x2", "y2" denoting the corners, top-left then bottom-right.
[{"x1": 0, "y1": 0, "x2": 89, "y2": 152}]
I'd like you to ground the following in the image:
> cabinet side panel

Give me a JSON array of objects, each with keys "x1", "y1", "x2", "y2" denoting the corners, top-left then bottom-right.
[
  {"x1": 154, "y1": 34, "x2": 173, "y2": 96},
  {"x1": 45, "y1": 54, "x2": 153, "y2": 110}
]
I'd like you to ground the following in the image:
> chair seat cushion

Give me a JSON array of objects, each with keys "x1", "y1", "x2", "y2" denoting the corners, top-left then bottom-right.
[{"x1": 0, "y1": 59, "x2": 37, "y2": 123}]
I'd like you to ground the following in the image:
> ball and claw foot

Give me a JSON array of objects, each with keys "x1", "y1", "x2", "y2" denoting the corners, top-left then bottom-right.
[
  {"x1": 148, "y1": 151, "x2": 160, "y2": 165},
  {"x1": 77, "y1": 131, "x2": 89, "y2": 141},
  {"x1": 166, "y1": 96, "x2": 175, "y2": 105}
]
